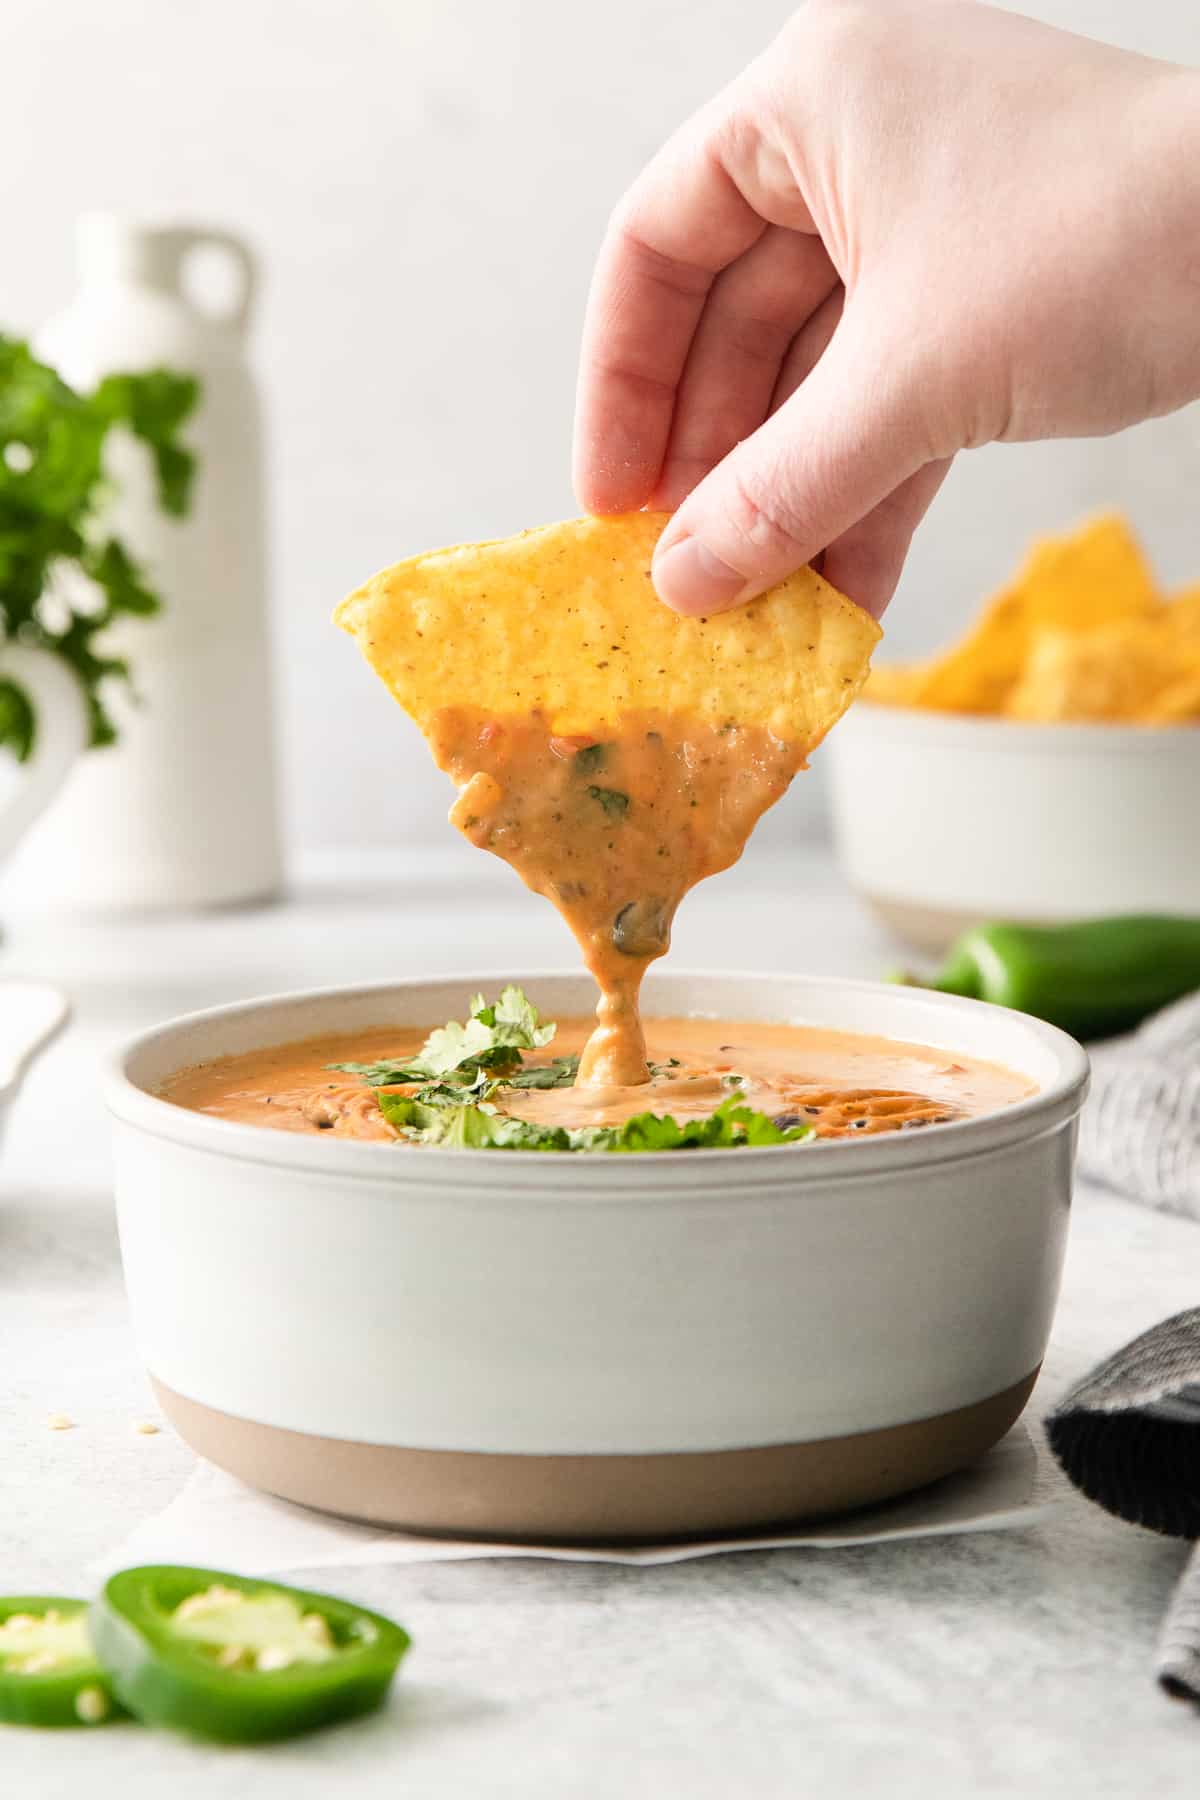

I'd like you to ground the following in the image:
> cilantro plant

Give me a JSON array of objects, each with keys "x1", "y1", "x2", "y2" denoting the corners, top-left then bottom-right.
[{"x1": 0, "y1": 334, "x2": 199, "y2": 758}]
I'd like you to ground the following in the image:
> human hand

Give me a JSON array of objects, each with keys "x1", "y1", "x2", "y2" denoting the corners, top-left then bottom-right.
[{"x1": 573, "y1": 0, "x2": 1200, "y2": 617}]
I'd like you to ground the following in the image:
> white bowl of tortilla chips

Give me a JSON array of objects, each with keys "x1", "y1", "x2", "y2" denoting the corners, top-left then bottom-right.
[{"x1": 828, "y1": 515, "x2": 1200, "y2": 950}]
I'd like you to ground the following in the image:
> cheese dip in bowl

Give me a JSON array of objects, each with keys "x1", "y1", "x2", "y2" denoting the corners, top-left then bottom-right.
[{"x1": 107, "y1": 968, "x2": 1088, "y2": 1542}]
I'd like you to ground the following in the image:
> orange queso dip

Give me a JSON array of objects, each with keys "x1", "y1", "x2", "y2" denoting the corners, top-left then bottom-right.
[
  {"x1": 435, "y1": 708, "x2": 802, "y2": 1087},
  {"x1": 162, "y1": 1014, "x2": 1034, "y2": 1144}
]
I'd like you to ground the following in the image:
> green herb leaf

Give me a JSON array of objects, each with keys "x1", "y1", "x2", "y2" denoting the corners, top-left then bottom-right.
[
  {"x1": 330, "y1": 987, "x2": 556, "y2": 1088},
  {"x1": 378, "y1": 1094, "x2": 517, "y2": 1147},
  {"x1": 0, "y1": 336, "x2": 199, "y2": 756},
  {"x1": 572, "y1": 743, "x2": 607, "y2": 775},
  {"x1": 0, "y1": 677, "x2": 36, "y2": 761},
  {"x1": 347, "y1": 994, "x2": 816, "y2": 1152},
  {"x1": 379, "y1": 1089, "x2": 815, "y2": 1154},
  {"x1": 486, "y1": 985, "x2": 557, "y2": 1048},
  {"x1": 406, "y1": 1070, "x2": 500, "y2": 1107},
  {"x1": 587, "y1": 785, "x2": 629, "y2": 819},
  {"x1": 505, "y1": 1054, "x2": 580, "y2": 1090},
  {"x1": 92, "y1": 369, "x2": 200, "y2": 516}
]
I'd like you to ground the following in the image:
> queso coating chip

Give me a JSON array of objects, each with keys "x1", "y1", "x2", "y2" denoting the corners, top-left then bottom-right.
[
  {"x1": 335, "y1": 512, "x2": 880, "y2": 748},
  {"x1": 904, "y1": 514, "x2": 1161, "y2": 715}
]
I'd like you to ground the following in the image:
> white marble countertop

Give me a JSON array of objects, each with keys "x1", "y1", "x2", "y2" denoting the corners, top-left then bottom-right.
[{"x1": 3, "y1": 839, "x2": 1198, "y2": 1795}]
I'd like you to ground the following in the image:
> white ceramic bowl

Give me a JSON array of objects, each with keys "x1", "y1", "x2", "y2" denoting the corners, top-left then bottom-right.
[
  {"x1": 107, "y1": 969, "x2": 1088, "y2": 1542},
  {"x1": 826, "y1": 704, "x2": 1200, "y2": 951}
]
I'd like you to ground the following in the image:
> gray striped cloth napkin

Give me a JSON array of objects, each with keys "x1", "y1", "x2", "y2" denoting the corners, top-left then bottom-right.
[
  {"x1": 1046, "y1": 1308, "x2": 1200, "y2": 1705},
  {"x1": 1077, "y1": 990, "x2": 1200, "y2": 1221}
]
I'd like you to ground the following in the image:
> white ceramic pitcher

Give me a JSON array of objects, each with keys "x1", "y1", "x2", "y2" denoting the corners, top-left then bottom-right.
[{"x1": 3, "y1": 215, "x2": 283, "y2": 913}]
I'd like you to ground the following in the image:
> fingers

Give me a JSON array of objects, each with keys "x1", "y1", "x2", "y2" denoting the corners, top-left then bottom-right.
[
  {"x1": 820, "y1": 460, "x2": 952, "y2": 618},
  {"x1": 651, "y1": 227, "x2": 839, "y2": 510},
  {"x1": 770, "y1": 284, "x2": 844, "y2": 414},
  {"x1": 573, "y1": 85, "x2": 816, "y2": 515},
  {"x1": 651, "y1": 301, "x2": 936, "y2": 615}
]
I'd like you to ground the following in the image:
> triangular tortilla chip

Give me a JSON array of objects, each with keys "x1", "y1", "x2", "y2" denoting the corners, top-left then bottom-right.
[
  {"x1": 1006, "y1": 622, "x2": 1185, "y2": 722},
  {"x1": 337, "y1": 512, "x2": 879, "y2": 1087},
  {"x1": 335, "y1": 512, "x2": 879, "y2": 746},
  {"x1": 1166, "y1": 585, "x2": 1200, "y2": 643},
  {"x1": 909, "y1": 514, "x2": 1161, "y2": 714}
]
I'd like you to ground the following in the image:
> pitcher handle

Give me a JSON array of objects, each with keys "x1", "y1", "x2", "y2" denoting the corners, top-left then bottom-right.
[
  {"x1": 0, "y1": 646, "x2": 91, "y2": 864},
  {"x1": 170, "y1": 227, "x2": 258, "y2": 335}
]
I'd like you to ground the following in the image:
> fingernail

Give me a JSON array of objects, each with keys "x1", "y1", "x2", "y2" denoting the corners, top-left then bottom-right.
[{"x1": 652, "y1": 536, "x2": 749, "y2": 616}]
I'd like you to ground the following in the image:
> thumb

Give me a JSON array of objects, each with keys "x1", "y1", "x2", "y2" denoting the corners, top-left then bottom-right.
[{"x1": 651, "y1": 307, "x2": 934, "y2": 615}]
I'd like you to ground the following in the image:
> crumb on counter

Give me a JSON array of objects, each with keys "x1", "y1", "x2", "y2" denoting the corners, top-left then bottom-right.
[
  {"x1": 46, "y1": 1413, "x2": 75, "y2": 1431},
  {"x1": 132, "y1": 1418, "x2": 161, "y2": 1435}
]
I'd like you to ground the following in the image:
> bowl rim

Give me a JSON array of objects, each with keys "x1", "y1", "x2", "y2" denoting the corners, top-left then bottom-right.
[
  {"x1": 104, "y1": 967, "x2": 1090, "y2": 1191},
  {"x1": 844, "y1": 699, "x2": 1200, "y2": 754}
]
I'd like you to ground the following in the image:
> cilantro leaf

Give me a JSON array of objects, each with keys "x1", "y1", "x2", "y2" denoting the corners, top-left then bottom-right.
[
  {"x1": 587, "y1": 785, "x2": 629, "y2": 818},
  {"x1": 378, "y1": 1089, "x2": 815, "y2": 1154},
  {"x1": 483, "y1": 984, "x2": 557, "y2": 1048},
  {"x1": 505, "y1": 1054, "x2": 580, "y2": 1090},
  {"x1": 0, "y1": 335, "x2": 199, "y2": 757},
  {"x1": 330, "y1": 986, "x2": 557, "y2": 1088},
  {"x1": 343, "y1": 991, "x2": 817, "y2": 1152},
  {"x1": 378, "y1": 1095, "x2": 520, "y2": 1148},
  {"x1": 93, "y1": 368, "x2": 200, "y2": 516}
]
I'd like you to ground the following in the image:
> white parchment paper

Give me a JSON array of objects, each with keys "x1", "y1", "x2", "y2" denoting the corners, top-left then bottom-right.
[{"x1": 96, "y1": 1425, "x2": 1049, "y2": 1577}]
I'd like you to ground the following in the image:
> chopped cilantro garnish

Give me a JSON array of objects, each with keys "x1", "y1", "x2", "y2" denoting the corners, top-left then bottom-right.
[
  {"x1": 330, "y1": 986, "x2": 554, "y2": 1087},
  {"x1": 587, "y1": 785, "x2": 629, "y2": 818},
  {"x1": 378, "y1": 1089, "x2": 814, "y2": 1154},
  {"x1": 337, "y1": 988, "x2": 815, "y2": 1153},
  {"x1": 505, "y1": 1054, "x2": 580, "y2": 1090}
]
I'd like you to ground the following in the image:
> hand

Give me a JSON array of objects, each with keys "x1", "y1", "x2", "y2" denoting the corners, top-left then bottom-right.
[{"x1": 573, "y1": 0, "x2": 1200, "y2": 617}]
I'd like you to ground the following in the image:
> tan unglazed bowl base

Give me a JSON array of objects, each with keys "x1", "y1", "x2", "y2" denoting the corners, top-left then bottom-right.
[{"x1": 153, "y1": 1370, "x2": 1039, "y2": 1545}]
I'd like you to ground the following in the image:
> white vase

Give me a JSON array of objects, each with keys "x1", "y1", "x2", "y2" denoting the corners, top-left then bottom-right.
[{"x1": 3, "y1": 215, "x2": 283, "y2": 913}]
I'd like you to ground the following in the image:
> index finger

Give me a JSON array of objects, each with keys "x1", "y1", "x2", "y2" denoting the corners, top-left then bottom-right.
[{"x1": 572, "y1": 104, "x2": 768, "y2": 517}]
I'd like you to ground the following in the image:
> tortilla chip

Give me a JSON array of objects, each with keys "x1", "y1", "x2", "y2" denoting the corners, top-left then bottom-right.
[
  {"x1": 863, "y1": 662, "x2": 929, "y2": 707},
  {"x1": 336, "y1": 512, "x2": 880, "y2": 748},
  {"x1": 1165, "y1": 585, "x2": 1200, "y2": 643},
  {"x1": 1006, "y1": 622, "x2": 1183, "y2": 723},
  {"x1": 1142, "y1": 663, "x2": 1200, "y2": 724},
  {"x1": 911, "y1": 515, "x2": 1161, "y2": 714}
]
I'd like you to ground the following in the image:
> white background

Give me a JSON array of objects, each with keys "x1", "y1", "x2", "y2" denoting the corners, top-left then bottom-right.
[{"x1": 2, "y1": 0, "x2": 1198, "y2": 860}]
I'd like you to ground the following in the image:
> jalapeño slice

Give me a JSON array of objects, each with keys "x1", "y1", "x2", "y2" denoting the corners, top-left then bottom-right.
[
  {"x1": 0, "y1": 1596, "x2": 122, "y2": 1728},
  {"x1": 90, "y1": 1566, "x2": 410, "y2": 1743}
]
